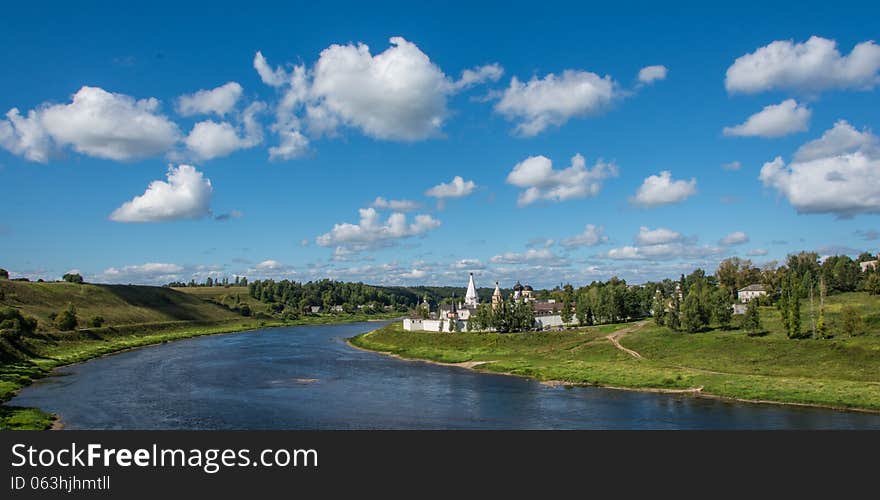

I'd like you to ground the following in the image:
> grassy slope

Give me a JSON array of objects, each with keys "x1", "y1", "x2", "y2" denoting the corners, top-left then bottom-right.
[
  {"x1": 0, "y1": 281, "x2": 398, "y2": 430},
  {"x1": 351, "y1": 293, "x2": 880, "y2": 412}
]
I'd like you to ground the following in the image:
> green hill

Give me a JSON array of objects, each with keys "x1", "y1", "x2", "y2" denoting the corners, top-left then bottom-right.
[{"x1": 0, "y1": 280, "x2": 242, "y2": 331}]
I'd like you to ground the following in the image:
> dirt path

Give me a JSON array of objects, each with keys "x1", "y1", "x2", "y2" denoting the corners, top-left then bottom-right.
[{"x1": 606, "y1": 321, "x2": 647, "y2": 359}]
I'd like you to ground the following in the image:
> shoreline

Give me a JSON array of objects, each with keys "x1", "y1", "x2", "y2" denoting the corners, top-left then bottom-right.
[
  {"x1": 3, "y1": 316, "x2": 398, "y2": 430},
  {"x1": 347, "y1": 331, "x2": 880, "y2": 416}
]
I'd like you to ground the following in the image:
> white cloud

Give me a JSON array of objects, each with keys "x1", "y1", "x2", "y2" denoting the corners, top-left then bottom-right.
[
  {"x1": 747, "y1": 249, "x2": 769, "y2": 257},
  {"x1": 506, "y1": 153, "x2": 618, "y2": 206},
  {"x1": 451, "y1": 63, "x2": 504, "y2": 91},
  {"x1": 110, "y1": 164, "x2": 213, "y2": 222},
  {"x1": 101, "y1": 262, "x2": 186, "y2": 284},
  {"x1": 176, "y1": 82, "x2": 243, "y2": 117},
  {"x1": 760, "y1": 121, "x2": 880, "y2": 217},
  {"x1": 630, "y1": 171, "x2": 697, "y2": 207},
  {"x1": 760, "y1": 152, "x2": 880, "y2": 217},
  {"x1": 722, "y1": 161, "x2": 742, "y2": 171},
  {"x1": 719, "y1": 231, "x2": 750, "y2": 246},
  {"x1": 316, "y1": 207, "x2": 441, "y2": 252},
  {"x1": 635, "y1": 226, "x2": 683, "y2": 246},
  {"x1": 723, "y1": 99, "x2": 811, "y2": 138},
  {"x1": 561, "y1": 224, "x2": 607, "y2": 248},
  {"x1": 2, "y1": 87, "x2": 180, "y2": 162},
  {"x1": 184, "y1": 102, "x2": 265, "y2": 160},
  {"x1": 309, "y1": 37, "x2": 453, "y2": 141},
  {"x1": 794, "y1": 119, "x2": 878, "y2": 162},
  {"x1": 495, "y1": 70, "x2": 619, "y2": 136},
  {"x1": 253, "y1": 51, "x2": 290, "y2": 88},
  {"x1": 637, "y1": 65, "x2": 668, "y2": 84},
  {"x1": 269, "y1": 130, "x2": 309, "y2": 160},
  {"x1": 0, "y1": 108, "x2": 52, "y2": 162},
  {"x1": 490, "y1": 249, "x2": 568, "y2": 266},
  {"x1": 602, "y1": 242, "x2": 721, "y2": 261},
  {"x1": 425, "y1": 176, "x2": 476, "y2": 199},
  {"x1": 254, "y1": 39, "x2": 500, "y2": 158},
  {"x1": 451, "y1": 259, "x2": 485, "y2": 270},
  {"x1": 725, "y1": 36, "x2": 880, "y2": 94},
  {"x1": 400, "y1": 268, "x2": 427, "y2": 279},
  {"x1": 371, "y1": 196, "x2": 421, "y2": 211}
]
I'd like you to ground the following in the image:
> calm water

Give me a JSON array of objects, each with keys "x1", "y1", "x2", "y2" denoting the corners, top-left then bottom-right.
[{"x1": 12, "y1": 322, "x2": 880, "y2": 429}]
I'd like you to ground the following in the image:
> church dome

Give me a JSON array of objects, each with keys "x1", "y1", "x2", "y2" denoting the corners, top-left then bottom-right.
[
  {"x1": 513, "y1": 281, "x2": 524, "y2": 292},
  {"x1": 523, "y1": 284, "x2": 533, "y2": 291}
]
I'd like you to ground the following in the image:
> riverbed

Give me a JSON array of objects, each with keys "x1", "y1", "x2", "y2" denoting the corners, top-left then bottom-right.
[{"x1": 11, "y1": 322, "x2": 880, "y2": 429}]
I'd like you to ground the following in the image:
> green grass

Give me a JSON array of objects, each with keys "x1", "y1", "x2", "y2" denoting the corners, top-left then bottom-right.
[
  {"x1": 0, "y1": 280, "x2": 400, "y2": 430},
  {"x1": 351, "y1": 294, "x2": 880, "y2": 412}
]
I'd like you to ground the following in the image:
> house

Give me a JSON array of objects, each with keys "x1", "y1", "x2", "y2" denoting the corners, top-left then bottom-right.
[
  {"x1": 330, "y1": 305, "x2": 344, "y2": 313},
  {"x1": 732, "y1": 303, "x2": 747, "y2": 315},
  {"x1": 737, "y1": 284, "x2": 767, "y2": 302},
  {"x1": 861, "y1": 260, "x2": 878, "y2": 272},
  {"x1": 309, "y1": 305, "x2": 322, "y2": 314}
]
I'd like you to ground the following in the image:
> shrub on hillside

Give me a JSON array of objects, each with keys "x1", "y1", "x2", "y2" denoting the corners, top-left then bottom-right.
[
  {"x1": 89, "y1": 316, "x2": 105, "y2": 328},
  {"x1": 0, "y1": 307, "x2": 38, "y2": 340},
  {"x1": 55, "y1": 304, "x2": 78, "y2": 331}
]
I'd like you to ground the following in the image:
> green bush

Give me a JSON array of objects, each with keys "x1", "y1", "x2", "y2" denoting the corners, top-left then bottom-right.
[
  {"x1": 0, "y1": 307, "x2": 38, "y2": 340},
  {"x1": 55, "y1": 304, "x2": 78, "y2": 331},
  {"x1": 89, "y1": 316, "x2": 105, "y2": 328}
]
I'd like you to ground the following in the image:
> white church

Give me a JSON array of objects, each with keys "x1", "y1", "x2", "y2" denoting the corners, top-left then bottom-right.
[{"x1": 402, "y1": 272, "x2": 574, "y2": 332}]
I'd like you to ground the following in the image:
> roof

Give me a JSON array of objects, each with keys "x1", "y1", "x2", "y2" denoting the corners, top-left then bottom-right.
[
  {"x1": 513, "y1": 281, "x2": 524, "y2": 291},
  {"x1": 523, "y1": 285, "x2": 533, "y2": 291},
  {"x1": 738, "y1": 284, "x2": 766, "y2": 292}
]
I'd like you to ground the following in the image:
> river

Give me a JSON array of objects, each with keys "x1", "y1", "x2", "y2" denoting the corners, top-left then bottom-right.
[{"x1": 11, "y1": 322, "x2": 880, "y2": 429}]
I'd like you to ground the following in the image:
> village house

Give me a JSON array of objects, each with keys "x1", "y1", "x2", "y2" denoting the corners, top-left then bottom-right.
[
  {"x1": 860, "y1": 258, "x2": 878, "y2": 273},
  {"x1": 737, "y1": 284, "x2": 767, "y2": 302}
]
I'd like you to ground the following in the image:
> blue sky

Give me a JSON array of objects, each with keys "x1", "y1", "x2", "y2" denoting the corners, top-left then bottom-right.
[{"x1": 1, "y1": 1, "x2": 879, "y2": 287}]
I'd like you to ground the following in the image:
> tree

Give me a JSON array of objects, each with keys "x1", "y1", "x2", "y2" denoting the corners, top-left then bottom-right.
[
  {"x1": 863, "y1": 272, "x2": 880, "y2": 295},
  {"x1": 816, "y1": 275, "x2": 828, "y2": 339},
  {"x1": 742, "y1": 300, "x2": 762, "y2": 336},
  {"x1": 711, "y1": 288, "x2": 733, "y2": 329},
  {"x1": 0, "y1": 268, "x2": 8, "y2": 279},
  {"x1": 681, "y1": 292, "x2": 706, "y2": 333},
  {"x1": 239, "y1": 304, "x2": 252, "y2": 317},
  {"x1": 787, "y1": 294, "x2": 801, "y2": 339},
  {"x1": 840, "y1": 306, "x2": 864, "y2": 336},
  {"x1": 55, "y1": 304, "x2": 78, "y2": 331},
  {"x1": 448, "y1": 317, "x2": 457, "y2": 332},
  {"x1": 62, "y1": 273, "x2": 84, "y2": 284},
  {"x1": 651, "y1": 290, "x2": 666, "y2": 327},
  {"x1": 89, "y1": 316, "x2": 105, "y2": 328}
]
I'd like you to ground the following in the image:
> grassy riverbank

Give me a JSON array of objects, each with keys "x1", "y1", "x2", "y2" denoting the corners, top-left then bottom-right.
[
  {"x1": 351, "y1": 299, "x2": 880, "y2": 413},
  {"x1": 0, "y1": 280, "x2": 398, "y2": 430}
]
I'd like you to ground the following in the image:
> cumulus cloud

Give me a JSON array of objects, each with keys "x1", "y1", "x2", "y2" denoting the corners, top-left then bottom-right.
[
  {"x1": 723, "y1": 99, "x2": 811, "y2": 138},
  {"x1": 0, "y1": 108, "x2": 52, "y2": 162},
  {"x1": 602, "y1": 242, "x2": 721, "y2": 261},
  {"x1": 635, "y1": 226, "x2": 683, "y2": 246},
  {"x1": 254, "y1": 38, "x2": 502, "y2": 157},
  {"x1": 316, "y1": 207, "x2": 441, "y2": 253},
  {"x1": 494, "y1": 70, "x2": 619, "y2": 136},
  {"x1": 630, "y1": 171, "x2": 697, "y2": 207},
  {"x1": 760, "y1": 121, "x2": 880, "y2": 217},
  {"x1": 719, "y1": 231, "x2": 750, "y2": 246},
  {"x1": 253, "y1": 51, "x2": 290, "y2": 88},
  {"x1": 110, "y1": 164, "x2": 213, "y2": 222},
  {"x1": 184, "y1": 102, "x2": 265, "y2": 160},
  {"x1": 176, "y1": 82, "x2": 243, "y2": 117},
  {"x1": 506, "y1": 153, "x2": 618, "y2": 206},
  {"x1": 725, "y1": 36, "x2": 880, "y2": 94},
  {"x1": 793, "y1": 119, "x2": 878, "y2": 162},
  {"x1": 371, "y1": 196, "x2": 421, "y2": 211},
  {"x1": 561, "y1": 224, "x2": 608, "y2": 248},
  {"x1": 490, "y1": 248, "x2": 568, "y2": 266},
  {"x1": 1, "y1": 86, "x2": 180, "y2": 162},
  {"x1": 637, "y1": 65, "x2": 668, "y2": 84},
  {"x1": 451, "y1": 63, "x2": 504, "y2": 91},
  {"x1": 425, "y1": 176, "x2": 476, "y2": 199},
  {"x1": 451, "y1": 259, "x2": 485, "y2": 270},
  {"x1": 101, "y1": 262, "x2": 187, "y2": 284},
  {"x1": 747, "y1": 248, "x2": 769, "y2": 257}
]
